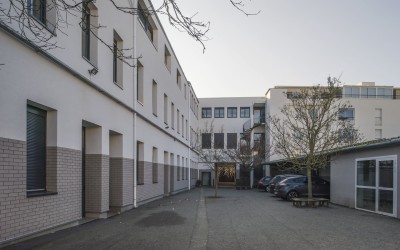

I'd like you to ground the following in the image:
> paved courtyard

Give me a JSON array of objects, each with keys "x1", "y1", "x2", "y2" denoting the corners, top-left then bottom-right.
[{"x1": 4, "y1": 187, "x2": 400, "y2": 250}]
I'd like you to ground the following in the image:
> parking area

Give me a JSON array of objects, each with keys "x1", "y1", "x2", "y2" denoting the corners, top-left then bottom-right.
[{"x1": 4, "y1": 187, "x2": 400, "y2": 250}]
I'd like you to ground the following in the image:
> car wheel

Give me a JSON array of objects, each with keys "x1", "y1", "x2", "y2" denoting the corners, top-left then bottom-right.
[{"x1": 286, "y1": 191, "x2": 299, "y2": 201}]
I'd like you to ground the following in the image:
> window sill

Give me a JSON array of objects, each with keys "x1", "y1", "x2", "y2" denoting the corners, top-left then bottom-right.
[
  {"x1": 137, "y1": 183, "x2": 144, "y2": 186},
  {"x1": 137, "y1": 100, "x2": 144, "y2": 106},
  {"x1": 29, "y1": 14, "x2": 57, "y2": 36},
  {"x1": 27, "y1": 191, "x2": 58, "y2": 198},
  {"x1": 114, "y1": 81, "x2": 123, "y2": 90},
  {"x1": 82, "y1": 56, "x2": 98, "y2": 69}
]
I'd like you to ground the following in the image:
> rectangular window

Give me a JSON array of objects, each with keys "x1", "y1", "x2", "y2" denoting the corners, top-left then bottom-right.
[
  {"x1": 202, "y1": 108, "x2": 212, "y2": 118},
  {"x1": 82, "y1": 2, "x2": 91, "y2": 60},
  {"x1": 186, "y1": 120, "x2": 188, "y2": 139},
  {"x1": 202, "y1": 133, "x2": 211, "y2": 149},
  {"x1": 152, "y1": 147, "x2": 158, "y2": 183},
  {"x1": 184, "y1": 84, "x2": 187, "y2": 99},
  {"x1": 177, "y1": 155, "x2": 180, "y2": 181},
  {"x1": 137, "y1": 61, "x2": 144, "y2": 104},
  {"x1": 177, "y1": 109, "x2": 180, "y2": 133},
  {"x1": 27, "y1": 106, "x2": 47, "y2": 193},
  {"x1": 375, "y1": 108, "x2": 382, "y2": 126},
  {"x1": 177, "y1": 70, "x2": 182, "y2": 89},
  {"x1": 138, "y1": 1, "x2": 154, "y2": 41},
  {"x1": 164, "y1": 94, "x2": 168, "y2": 124},
  {"x1": 164, "y1": 46, "x2": 171, "y2": 71},
  {"x1": 112, "y1": 31, "x2": 123, "y2": 87},
  {"x1": 339, "y1": 108, "x2": 355, "y2": 121},
  {"x1": 81, "y1": 1, "x2": 98, "y2": 66},
  {"x1": 227, "y1": 107, "x2": 237, "y2": 118},
  {"x1": 214, "y1": 133, "x2": 224, "y2": 149},
  {"x1": 136, "y1": 141, "x2": 144, "y2": 185},
  {"x1": 31, "y1": 0, "x2": 46, "y2": 24},
  {"x1": 182, "y1": 157, "x2": 185, "y2": 180},
  {"x1": 171, "y1": 103, "x2": 175, "y2": 129},
  {"x1": 227, "y1": 133, "x2": 237, "y2": 149},
  {"x1": 152, "y1": 81, "x2": 157, "y2": 116},
  {"x1": 181, "y1": 115, "x2": 184, "y2": 138},
  {"x1": 214, "y1": 107, "x2": 224, "y2": 118},
  {"x1": 240, "y1": 107, "x2": 250, "y2": 118},
  {"x1": 375, "y1": 129, "x2": 382, "y2": 139}
]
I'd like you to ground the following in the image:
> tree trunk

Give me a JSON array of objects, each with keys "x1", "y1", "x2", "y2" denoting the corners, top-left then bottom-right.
[{"x1": 307, "y1": 167, "x2": 313, "y2": 198}]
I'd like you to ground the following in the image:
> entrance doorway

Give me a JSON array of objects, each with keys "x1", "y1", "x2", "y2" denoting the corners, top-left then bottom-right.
[
  {"x1": 216, "y1": 163, "x2": 236, "y2": 187},
  {"x1": 356, "y1": 156, "x2": 397, "y2": 216},
  {"x1": 81, "y1": 127, "x2": 86, "y2": 218},
  {"x1": 202, "y1": 172, "x2": 211, "y2": 186}
]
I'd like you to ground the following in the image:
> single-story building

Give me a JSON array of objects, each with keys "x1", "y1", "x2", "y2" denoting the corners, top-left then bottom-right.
[{"x1": 331, "y1": 137, "x2": 400, "y2": 218}]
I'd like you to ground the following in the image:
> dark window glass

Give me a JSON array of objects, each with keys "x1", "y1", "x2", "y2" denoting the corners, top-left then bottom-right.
[
  {"x1": 202, "y1": 108, "x2": 212, "y2": 118},
  {"x1": 227, "y1": 107, "x2": 237, "y2": 118},
  {"x1": 27, "y1": 106, "x2": 46, "y2": 192},
  {"x1": 202, "y1": 133, "x2": 211, "y2": 149},
  {"x1": 113, "y1": 39, "x2": 117, "y2": 83},
  {"x1": 227, "y1": 133, "x2": 237, "y2": 149},
  {"x1": 214, "y1": 107, "x2": 224, "y2": 118},
  {"x1": 32, "y1": 0, "x2": 46, "y2": 24},
  {"x1": 240, "y1": 107, "x2": 250, "y2": 118},
  {"x1": 82, "y1": 2, "x2": 90, "y2": 60},
  {"x1": 138, "y1": 2, "x2": 153, "y2": 41},
  {"x1": 214, "y1": 133, "x2": 224, "y2": 149}
]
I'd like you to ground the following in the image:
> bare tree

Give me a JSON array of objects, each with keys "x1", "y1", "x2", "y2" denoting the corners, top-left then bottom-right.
[
  {"x1": 195, "y1": 120, "x2": 228, "y2": 197},
  {"x1": 0, "y1": 0, "x2": 258, "y2": 67},
  {"x1": 268, "y1": 77, "x2": 363, "y2": 199},
  {"x1": 225, "y1": 132, "x2": 271, "y2": 188}
]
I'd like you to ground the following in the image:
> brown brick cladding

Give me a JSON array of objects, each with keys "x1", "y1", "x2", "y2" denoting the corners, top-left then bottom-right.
[
  {"x1": 0, "y1": 137, "x2": 81, "y2": 243},
  {"x1": 110, "y1": 158, "x2": 133, "y2": 208},
  {"x1": 85, "y1": 154, "x2": 109, "y2": 214}
]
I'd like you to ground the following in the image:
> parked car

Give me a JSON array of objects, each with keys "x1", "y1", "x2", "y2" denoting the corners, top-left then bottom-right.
[
  {"x1": 257, "y1": 176, "x2": 272, "y2": 191},
  {"x1": 274, "y1": 176, "x2": 330, "y2": 201},
  {"x1": 267, "y1": 174, "x2": 302, "y2": 193}
]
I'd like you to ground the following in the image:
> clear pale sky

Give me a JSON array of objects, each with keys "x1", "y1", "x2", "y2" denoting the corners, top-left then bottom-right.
[{"x1": 152, "y1": 0, "x2": 400, "y2": 98}]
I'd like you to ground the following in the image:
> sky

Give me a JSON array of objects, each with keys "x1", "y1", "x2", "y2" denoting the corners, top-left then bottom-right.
[{"x1": 152, "y1": 0, "x2": 400, "y2": 98}]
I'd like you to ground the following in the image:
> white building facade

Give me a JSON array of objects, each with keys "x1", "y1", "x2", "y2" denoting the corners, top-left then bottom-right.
[{"x1": 0, "y1": 0, "x2": 199, "y2": 244}]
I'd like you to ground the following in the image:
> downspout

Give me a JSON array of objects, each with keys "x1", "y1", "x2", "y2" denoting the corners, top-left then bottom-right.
[
  {"x1": 132, "y1": 0, "x2": 137, "y2": 208},
  {"x1": 188, "y1": 82, "x2": 191, "y2": 190}
]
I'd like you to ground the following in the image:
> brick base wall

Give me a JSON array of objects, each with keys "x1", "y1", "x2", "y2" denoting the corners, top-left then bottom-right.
[{"x1": 0, "y1": 137, "x2": 81, "y2": 243}]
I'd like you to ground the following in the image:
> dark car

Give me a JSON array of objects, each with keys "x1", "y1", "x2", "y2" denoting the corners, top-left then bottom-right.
[
  {"x1": 257, "y1": 176, "x2": 272, "y2": 191},
  {"x1": 275, "y1": 176, "x2": 330, "y2": 201},
  {"x1": 267, "y1": 174, "x2": 302, "y2": 193}
]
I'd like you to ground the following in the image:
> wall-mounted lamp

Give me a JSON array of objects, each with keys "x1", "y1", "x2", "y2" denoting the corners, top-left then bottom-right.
[{"x1": 88, "y1": 67, "x2": 98, "y2": 75}]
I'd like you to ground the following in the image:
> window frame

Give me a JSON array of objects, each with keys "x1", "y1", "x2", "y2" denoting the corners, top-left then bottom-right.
[
  {"x1": 240, "y1": 107, "x2": 250, "y2": 118},
  {"x1": 227, "y1": 107, "x2": 237, "y2": 118},
  {"x1": 214, "y1": 107, "x2": 224, "y2": 118},
  {"x1": 201, "y1": 107, "x2": 212, "y2": 118}
]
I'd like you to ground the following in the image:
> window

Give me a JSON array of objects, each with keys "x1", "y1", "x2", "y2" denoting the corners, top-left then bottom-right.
[
  {"x1": 339, "y1": 108, "x2": 354, "y2": 121},
  {"x1": 253, "y1": 107, "x2": 265, "y2": 124},
  {"x1": 375, "y1": 108, "x2": 382, "y2": 126},
  {"x1": 136, "y1": 141, "x2": 144, "y2": 185},
  {"x1": 113, "y1": 31, "x2": 123, "y2": 87},
  {"x1": 138, "y1": 1, "x2": 154, "y2": 41},
  {"x1": 164, "y1": 94, "x2": 168, "y2": 124},
  {"x1": 214, "y1": 133, "x2": 224, "y2": 149},
  {"x1": 184, "y1": 84, "x2": 187, "y2": 99},
  {"x1": 177, "y1": 109, "x2": 180, "y2": 133},
  {"x1": 253, "y1": 133, "x2": 265, "y2": 146},
  {"x1": 177, "y1": 155, "x2": 180, "y2": 181},
  {"x1": 171, "y1": 103, "x2": 175, "y2": 129},
  {"x1": 164, "y1": 46, "x2": 171, "y2": 71},
  {"x1": 152, "y1": 81, "x2": 157, "y2": 116},
  {"x1": 137, "y1": 61, "x2": 144, "y2": 104},
  {"x1": 177, "y1": 70, "x2": 182, "y2": 89},
  {"x1": 227, "y1": 107, "x2": 237, "y2": 118},
  {"x1": 202, "y1": 133, "x2": 211, "y2": 149},
  {"x1": 81, "y1": 1, "x2": 98, "y2": 66},
  {"x1": 375, "y1": 129, "x2": 382, "y2": 139},
  {"x1": 202, "y1": 108, "x2": 212, "y2": 118},
  {"x1": 152, "y1": 147, "x2": 158, "y2": 183},
  {"x1": 186, "y1": 120, "x2": 188, "y2": 139},
  {"x1": 227, "y1": 133, "x2": 237, "y2": 149},
  {"x1": 182, "y1": 115, "x2": 184, "y2": 138},
  {"x1": 214, "y1": 107, "x2": 224, "y2": 118},
  {"x1": 82, "y1": 2, "x2": 90, "y2": 60},
  {"x1": 27, "y1": 106, "x2": 47, "y2": 193},
  {"x1": 28, "y1": 0, "x2": 56, "y2": 32},
  {"x1": 240, "y1": 107, "x2": 250, "y2": 118}
]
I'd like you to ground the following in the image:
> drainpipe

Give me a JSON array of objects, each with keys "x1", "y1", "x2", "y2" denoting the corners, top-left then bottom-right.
[
  {"x1": 132, "y1": 0, "x2": 137, "y2": 208},
  {"x1": 188, "y1": 82, "x2": 191, "y2": 190}
]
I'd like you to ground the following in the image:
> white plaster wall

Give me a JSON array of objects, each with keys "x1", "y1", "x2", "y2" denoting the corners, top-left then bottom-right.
[{"x1": 0, "y1": 31, "x2": 134, "y2": 158}]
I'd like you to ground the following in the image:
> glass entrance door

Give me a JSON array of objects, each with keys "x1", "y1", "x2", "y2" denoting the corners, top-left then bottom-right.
[{"x1": 356, "y1": 156, "x2": 397, "y2": 217}]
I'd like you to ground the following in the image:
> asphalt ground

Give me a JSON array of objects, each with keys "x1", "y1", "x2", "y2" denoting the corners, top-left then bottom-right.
[{"x1": 3, "y1": 187, "x2": 400, "y2": 250}]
